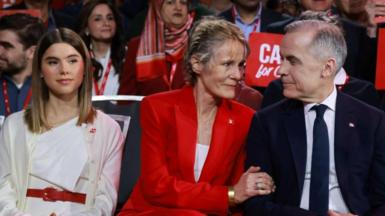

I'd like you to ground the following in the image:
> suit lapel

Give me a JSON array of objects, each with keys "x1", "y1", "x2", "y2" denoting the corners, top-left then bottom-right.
[
  {"x1": 334, "y1": 93, "x2": 354, "y2": 204},
  {"x1": 174, "y1": 88, "x2": 236, "y2": 183},
  {"x1": 175, "y1": 87, "x2": 197, "y2": 182},
  {"x1": 284, "y1": 101, "x2": 307, "y2": 195},
  {"x1": 199, "y1": 100, "x2": 233, "y2": 182}
]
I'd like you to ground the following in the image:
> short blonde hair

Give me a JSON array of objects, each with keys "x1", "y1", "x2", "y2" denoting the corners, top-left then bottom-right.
[
  {"x1": 184, "y1": 16, "x2": 249, "y2": 85},
  {"x1": 25, "y1": 28, "x2": 95, "y2": 133}
]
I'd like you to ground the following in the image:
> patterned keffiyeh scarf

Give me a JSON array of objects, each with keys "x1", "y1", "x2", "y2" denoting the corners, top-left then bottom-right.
[{"x1": 136, "y1": 0, "x2": 194, "y2": 81}]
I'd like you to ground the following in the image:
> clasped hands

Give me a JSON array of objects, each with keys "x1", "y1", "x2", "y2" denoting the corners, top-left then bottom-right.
[
  {"x1": 233, "y1": 166, "x2": 275, "y2": 204},
  {"x1": 230, "y1": 167, "x2": 358, "y2": 216}
]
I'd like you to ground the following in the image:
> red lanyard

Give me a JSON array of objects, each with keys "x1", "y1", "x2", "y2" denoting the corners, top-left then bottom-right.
[
  {"x1": 2, "y1": 79, "x2": 32, "y2": 116},
  {"x1": 163, "y1": 62, "x2": 177, "y2": 90},
  {"x1": 93, "y1": 58, "x2": 112, "y2": 95},
  {"x1": 90, "y1": 50, "x2": 113, "y2": 95}
]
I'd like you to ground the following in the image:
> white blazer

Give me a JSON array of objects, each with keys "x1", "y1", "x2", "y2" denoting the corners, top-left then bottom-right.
[{"x1": 0, "y1": 110, "x2": 124, "y2": 216}]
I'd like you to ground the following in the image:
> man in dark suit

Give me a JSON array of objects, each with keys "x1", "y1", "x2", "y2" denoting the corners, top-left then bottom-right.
[
  {"x1": 219, "y1": 0, "x2": 289, "y2": 39},
  {"x1": 245, "y1": 20, "x2": 385, "y2": 216}
]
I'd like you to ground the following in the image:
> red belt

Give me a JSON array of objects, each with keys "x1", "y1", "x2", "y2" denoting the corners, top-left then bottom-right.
[{"x1": 26, "y1": 187, "x2": 86, "y2": 204}]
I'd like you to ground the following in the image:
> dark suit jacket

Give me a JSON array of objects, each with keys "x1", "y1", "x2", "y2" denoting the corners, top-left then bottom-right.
[
  {"x1": 266, "y1": 17, "x2": 376, "y2": 83},
  {"x1": 245, "y1": 92, "x2": 385, "y2": 216},
  {"x1": 262, "y1": 77, "x2": 381, "y2": 109},
  {"x1": 219, "y1": 6, "x2": 290, "y2": 32}
]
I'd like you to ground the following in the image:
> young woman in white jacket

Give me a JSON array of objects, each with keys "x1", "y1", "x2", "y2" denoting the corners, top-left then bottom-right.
[{"x1": 0, "y1": 28, "x2": 124, "y2": 216}]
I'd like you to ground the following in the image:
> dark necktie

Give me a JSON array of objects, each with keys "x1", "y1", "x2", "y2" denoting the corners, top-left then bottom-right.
[{"x1": 309, "y1": 104, "x2": 329, "y2": 216}]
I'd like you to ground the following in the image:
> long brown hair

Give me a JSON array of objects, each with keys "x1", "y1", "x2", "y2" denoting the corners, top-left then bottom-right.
[
  {"x1": 25, "y1": 28, "x2": 96, "y2": 133},
  {"x1": 76, "y1": 0, "x2": 126, "y2": 79}
]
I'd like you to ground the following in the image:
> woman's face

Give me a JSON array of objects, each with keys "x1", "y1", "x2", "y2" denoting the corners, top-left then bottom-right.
[
  {"x1": 41, "y1": 43, "x2": 84, "y2": 99},
  {"x1": 194, "y1": 40, "x2": 246, "y2": 99},
  {"x1": 160, "y1": 0, "x2": 189, "y2": 29},
  {"x1": 87, "y1": 4, "x2": 116, "y2": 42}
]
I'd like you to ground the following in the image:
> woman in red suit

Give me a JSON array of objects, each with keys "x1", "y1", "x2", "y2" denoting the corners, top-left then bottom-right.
[{"x1": 118, "y1": 17, "x2": 274, "y2": 216}]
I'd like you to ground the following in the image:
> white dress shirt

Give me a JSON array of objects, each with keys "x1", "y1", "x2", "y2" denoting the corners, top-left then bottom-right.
[{"x1": 300, "y1": 86, "x2": 349, "y2": 213}]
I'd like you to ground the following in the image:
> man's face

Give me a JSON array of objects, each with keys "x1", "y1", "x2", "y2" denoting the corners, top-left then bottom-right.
[
  {"x1": 235, "y1": 0, "x2": 261, "y2": 11},
  {"x1": 278, "y1": 30, "x2": 329, "y2": 102},
  {"x1": 300, "y1": 0, "x2": 333, "y2": 11},
  {"x1": 0, "y1": 30, "x2": 28, "y2": 76}
]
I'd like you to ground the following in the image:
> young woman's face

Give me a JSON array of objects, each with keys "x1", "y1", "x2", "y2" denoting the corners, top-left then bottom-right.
[
  {"x1": 160, "y1": 0, "x2": 189, "y2": 29},
  {"x1": 87, "y1": 4, "x2": 116, "y2": 42},
  {"x1": 41, "y1": 43, "x2": 84, "y2": 99}
]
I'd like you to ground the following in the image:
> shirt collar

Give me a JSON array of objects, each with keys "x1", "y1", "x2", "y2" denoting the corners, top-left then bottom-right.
[
  {"x1": 304, "y1": 86, "x2": 337, "y2": 113},
  {"x1": 334, "y1": 68, "x2": 347, "y2": 85},
  {"x1": 2, "y1": 74, "x2": 31, "y2": 89}
]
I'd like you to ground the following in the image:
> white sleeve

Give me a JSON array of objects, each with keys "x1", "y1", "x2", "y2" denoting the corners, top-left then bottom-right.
[
  {"x1": 78, "y1": 118, "x2": 124, "y2": 216},
  {"x1": 0, "y1": 118, "x2": 27, "y2": 216}
]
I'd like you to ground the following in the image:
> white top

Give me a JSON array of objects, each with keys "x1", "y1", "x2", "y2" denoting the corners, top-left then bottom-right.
[
  {"x1": 194, "y1": 143, "x2": 209, "y2": 182},
  {"x1": 300, "y1": 86, "x2": 349, "y2": 213},
  {"x1": 25, "y1": 118, "x2": 88, "y2": 215},
  {"x1": 92, "y1": 48, "x2": 119, "y2": 96}
]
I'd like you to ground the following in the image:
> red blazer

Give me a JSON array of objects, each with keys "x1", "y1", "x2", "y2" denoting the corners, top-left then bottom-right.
[
  {"x1": 118, "y1": 86, "x2": 254, "y2": 216},
  {"x1": 118, "y1": 37, "x2": 186, "y2": 96}
]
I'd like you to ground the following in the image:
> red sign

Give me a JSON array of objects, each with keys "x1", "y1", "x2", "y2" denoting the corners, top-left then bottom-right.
[
  {"x1": 375, "y1": 28, "x2": 385, "y2": 89},
  {"x1": 245, "y1": 32, "x2": 283, "y2": 87},
  {"x1": 0, "y1": 9, "x2": 41, "y2": 18}
]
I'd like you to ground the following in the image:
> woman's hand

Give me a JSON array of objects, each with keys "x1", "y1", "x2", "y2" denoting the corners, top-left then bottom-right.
[{"x1": 233, "y1": 166, "x2": 275, "y2": 204}]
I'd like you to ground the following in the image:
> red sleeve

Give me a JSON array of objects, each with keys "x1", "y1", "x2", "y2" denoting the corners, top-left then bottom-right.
[
  {"x1": 138, "y1": 97, "x2": 229, "y2": 215},
  {"x1": 228, "y1": 105, "x2": 254, "y2": 184}
]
